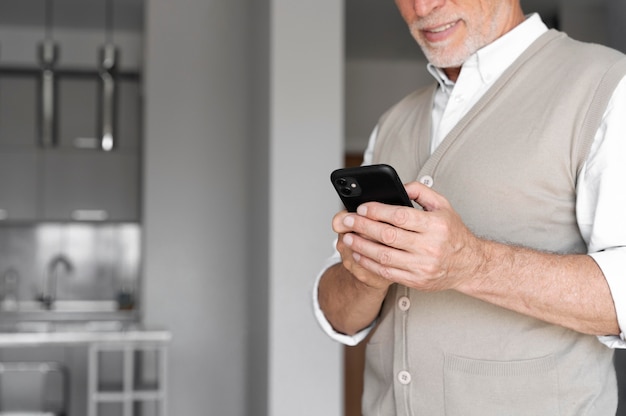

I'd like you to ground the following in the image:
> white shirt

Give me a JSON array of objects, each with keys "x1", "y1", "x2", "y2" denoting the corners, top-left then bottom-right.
[{"x1": 314, "y1": 14, "x2": 626, "y2": 348}]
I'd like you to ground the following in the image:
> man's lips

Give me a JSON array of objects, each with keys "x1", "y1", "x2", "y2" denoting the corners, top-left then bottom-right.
[{"x1": 421, "y1": 20, "x2": 460, "y2": 42}]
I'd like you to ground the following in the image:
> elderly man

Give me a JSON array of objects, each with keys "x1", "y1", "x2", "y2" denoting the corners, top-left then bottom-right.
[{"x1": 314, "y1": 0, "x2": 626, "y2": 414}]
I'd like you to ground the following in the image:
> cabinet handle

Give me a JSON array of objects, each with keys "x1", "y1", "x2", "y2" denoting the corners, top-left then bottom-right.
[
  {"x1": 38, "y1": 40, "x2": 58, "y2": 148},
  {"x1": 71, "y1": 210, "x2": 109, "y2": 222},
  {"x1": 99, "y1": 44, "x2": 117, "y2": 152}
]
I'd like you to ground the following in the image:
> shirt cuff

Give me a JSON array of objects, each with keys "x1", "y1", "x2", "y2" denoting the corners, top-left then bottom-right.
[
  {"x1": 312, "y1": 251, "x2": 375, "y2": 346},
  {"x1": 589, "y1": 248, "x2": 626, "y2": 349}
]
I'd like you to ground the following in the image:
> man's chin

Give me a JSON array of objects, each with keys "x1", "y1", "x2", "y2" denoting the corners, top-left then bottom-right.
[{"x1": 424, "y1": 54, "x2": 468, "y2": 70}]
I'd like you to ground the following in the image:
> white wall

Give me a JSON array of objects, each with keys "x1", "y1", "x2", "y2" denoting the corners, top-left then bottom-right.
[
  {"x1": 267, "y1": 2, "x2": 343, "y2": 415},
  {"x1": 143, "y1": 0, "x2": 343, "y2": 415}
]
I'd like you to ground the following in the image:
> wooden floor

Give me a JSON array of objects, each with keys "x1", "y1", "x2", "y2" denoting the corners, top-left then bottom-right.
[{"x1": 344, "y1": 343, "x2": 366, "y2": 416}]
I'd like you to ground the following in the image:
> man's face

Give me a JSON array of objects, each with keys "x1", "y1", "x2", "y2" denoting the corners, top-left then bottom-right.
[{"x1": 395, "y1": 0, "x2": 522, "y2": 69}]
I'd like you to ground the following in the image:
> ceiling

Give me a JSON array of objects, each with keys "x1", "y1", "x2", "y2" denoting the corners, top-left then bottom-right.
[{"x1": 344, "y1": 0, "x2": 561, "y2": 59}]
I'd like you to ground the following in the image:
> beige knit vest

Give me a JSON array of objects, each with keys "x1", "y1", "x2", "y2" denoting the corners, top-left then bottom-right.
[{"x1": 365, "y1": 30, "x2": 626, "y2": 416}]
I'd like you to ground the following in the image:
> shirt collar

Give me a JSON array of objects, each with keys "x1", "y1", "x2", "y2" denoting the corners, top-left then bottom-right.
[{"x1": 427, "y1": 13, "x2": 549, "y2": 88}]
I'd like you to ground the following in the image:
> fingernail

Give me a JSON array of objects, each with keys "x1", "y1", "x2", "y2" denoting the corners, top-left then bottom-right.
[
  {"x1": 343, "y1": 233, "x2": 353, "y2": 246},
  {"x1": 352, "y1": 252, "x2": 361, "y2": 262},
  {"x1": 343, "y1": 215, "x2": 355, "y2": 227},
  {"x1": 357, "y1": 205, "x2": 368, "y2": 216}
]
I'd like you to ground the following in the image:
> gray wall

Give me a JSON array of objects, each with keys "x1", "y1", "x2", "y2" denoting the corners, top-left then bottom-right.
[
  {"x1": 142, "y1": 0, "x2": 250, "y2": 414},
  {"x1": 606, "y1": 0, "x2": 626, "y2": 53},
  {"x1": 142, "y1": 0, "x2": 343, "y2": 415}
]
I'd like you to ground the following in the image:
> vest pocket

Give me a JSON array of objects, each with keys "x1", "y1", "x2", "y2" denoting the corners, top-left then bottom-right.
[{"x1": 444, "y1": 353, "x2": 559, "y2": 416}]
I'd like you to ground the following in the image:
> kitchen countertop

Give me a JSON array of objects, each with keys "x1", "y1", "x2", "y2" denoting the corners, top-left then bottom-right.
[{"x1": 0, "y1": 323, "x2": 171, "y2": 347}]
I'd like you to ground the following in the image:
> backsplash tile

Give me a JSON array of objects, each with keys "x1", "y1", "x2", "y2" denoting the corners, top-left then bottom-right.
[{"x1": 0, "y1": 223, "x2": 140, "y2": 304}]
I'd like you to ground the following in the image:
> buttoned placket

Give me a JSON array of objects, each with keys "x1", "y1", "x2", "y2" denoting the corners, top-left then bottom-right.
[{"x1": 395, "y1": 288, "x2": 413, "y2": 415}]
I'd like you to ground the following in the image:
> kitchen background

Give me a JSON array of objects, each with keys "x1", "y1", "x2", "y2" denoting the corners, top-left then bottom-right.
[{"x1": 0, "y1": 0, "x2": 624, "y2": 415}]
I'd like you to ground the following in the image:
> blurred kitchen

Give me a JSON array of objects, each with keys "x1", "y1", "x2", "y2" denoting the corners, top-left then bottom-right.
[
  {"x1": 0, "y1": 0, "x2": 343, "y2": 415},
  {"x1": 0, "y1": 0, "x2": 624, "y2": 415},
  {"x1": 0, "y1": 0, "x2": 163, "y2": 415}
]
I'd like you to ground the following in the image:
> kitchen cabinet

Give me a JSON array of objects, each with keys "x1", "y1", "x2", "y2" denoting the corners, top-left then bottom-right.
[
  {"x1": 0, "y1": 72, "x2": 142, "y2": 223},
  {"x1": 0, "y1": 75, "x2": 38, "y2": 147},
  {"x1": 58, "y1": 76, "x2": 142, "y2": 151},
  {"x1": 42, "y1": 150, "x2": 140, "y2": 222},
  {"x1": 0, "y1": 75, "x2": 39, "y2": 221},
  {"x1": 0, "y1": 151, "x2": 39, "y2": 221}
]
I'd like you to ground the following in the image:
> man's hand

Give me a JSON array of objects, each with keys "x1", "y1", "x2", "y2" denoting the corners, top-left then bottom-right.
[
  {"x1": 323, "y1": 181, "x2": 618, "y2": 337},
  {"x1": 337, "y1": 181, "x2": 487, "y2": 292},
  {"x1": 332, "y1": 210, "x2": 394, "y2": 293}
]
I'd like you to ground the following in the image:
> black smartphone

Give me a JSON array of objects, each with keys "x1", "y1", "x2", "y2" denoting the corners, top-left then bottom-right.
[{"x1": 330, "y1": 164, "x2": 413, "y2": 212}]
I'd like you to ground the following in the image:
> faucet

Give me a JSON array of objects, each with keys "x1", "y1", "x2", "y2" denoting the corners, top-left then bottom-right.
[
  {"x1": 0, "y1": 268, "x2": 20, "y2": 311},
  {"x1": 38, "y1": 254, "x2": 73, "y2": 309}
]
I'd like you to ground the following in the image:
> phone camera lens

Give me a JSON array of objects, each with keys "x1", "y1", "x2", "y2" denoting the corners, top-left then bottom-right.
[
  {"x1": 341, "y1": 187, "x2": 352, "y2": 196},
  {"x1": 337, "y1": 178, "x2": 348, "y2": 187}
]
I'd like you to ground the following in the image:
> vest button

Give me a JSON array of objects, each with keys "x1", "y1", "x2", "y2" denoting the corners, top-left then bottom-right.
[
  {"x1": 397, "y1": 296, "x2": 411, "y2": 312},
  {"x1": 397, "y1": 370, "x2": 412, "y2": 385},
  {"x1": 419, "y1": 175, "x2": 434, "y2": 187}
]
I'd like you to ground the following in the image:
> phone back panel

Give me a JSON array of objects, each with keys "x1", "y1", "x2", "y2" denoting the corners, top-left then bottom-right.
[{"x1": 330, "y1": 164, "x2": 412, "y2": 212}]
